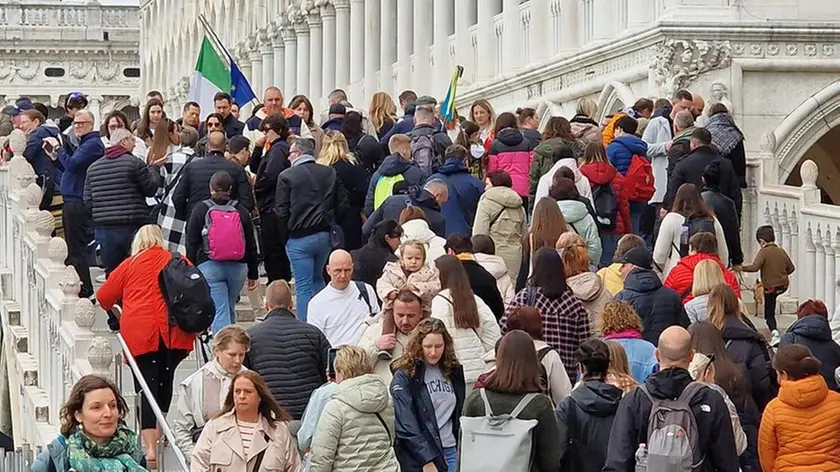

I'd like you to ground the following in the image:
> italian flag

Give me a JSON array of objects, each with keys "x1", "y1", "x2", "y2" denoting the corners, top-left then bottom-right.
[{"x1": 189, "y1": 37, "x2": 232, "y2": 117}]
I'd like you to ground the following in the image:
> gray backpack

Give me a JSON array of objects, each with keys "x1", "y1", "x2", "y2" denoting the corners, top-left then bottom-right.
[
  {"x1": 637, "y1": 382, "x2": 705, "y2": 471},
  {"x1": 459, "y1": 390, "x2": 539, "y2": 472}
]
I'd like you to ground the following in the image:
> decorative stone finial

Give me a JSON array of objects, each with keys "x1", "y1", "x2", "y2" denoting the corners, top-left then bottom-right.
[
  {"x1": 800, "y1": 160, "x2": 818, "y2": 189},
  {"x1": 760, "y1": 131, "x2": 777, "y2": 154},
  {"x1": 23, "y1": 182, "x2": 42, "y2": 210},
  {"x1": 88, "y1": 337, "x2": 114, "y2": 376},
  {"x1": 48, "y1": 237, "x2": 68, "y2": 268},
  {"x1": 7, "y1": 129, "x2": 27, "y2": 156},
  {"x1": 34, "y1": 210, "x2": 56, "y2": 240},
  {"x1": 651, "y1": 39, "x2": 732, "y2": 98},
  {"x1": 59, "y1": 266, "x2": 81, "y2": 298},
  {"x1": 74, "y1": 298, "x2": 96, "y2": 329}
]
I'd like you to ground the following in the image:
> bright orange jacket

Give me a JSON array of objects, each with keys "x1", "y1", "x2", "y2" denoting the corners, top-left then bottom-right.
[
  {"x1": 602, "y1": 112, "x2": 627, "y2": 148},
  {"x1": 758, "y1": 374, "x2": 840, "y2": 471}
]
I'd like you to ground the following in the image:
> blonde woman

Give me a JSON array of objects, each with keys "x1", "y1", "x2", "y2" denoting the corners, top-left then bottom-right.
[
  {"x1": 369, "y1": 91, "x2": 398, "y2": 139},
  {"x1": 605, "y1": 340, "x2": 638, "y2": 395},
  {"x1": 469, "y1": 99, "x2": 497, "y2": 149},
  {"x1": 318, "y1": 130, "x2": 368, "y2": 250},
  {"x1": 685, "y1": 259, "x2": 726, "y2": 324},
  {"x1": 96, "y1": 224, "x2": 196, "y2": 466},
  {"x1": 570, "y1": 98, "x2": 601, "y2": 145}
]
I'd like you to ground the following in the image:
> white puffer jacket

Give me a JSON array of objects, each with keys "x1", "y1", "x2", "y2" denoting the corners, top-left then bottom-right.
[
  {"x1": 474, "y1": 253, "x2": 516, "y2": 306},
  {"x1": 397, "y1": 219, "x2": 447, "y2": 266},
  {"x1": 430, "y1": 289, "x2": 501, "y2": 385}
]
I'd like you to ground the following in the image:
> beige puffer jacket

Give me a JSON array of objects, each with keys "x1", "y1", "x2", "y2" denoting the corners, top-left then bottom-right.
[
  {"x1": 566, "y1": 272, "x2": 613, "y2": 337},
  {"x1": 309, "y1": 374, "x2": 399, "y2": 472},
  {"x1": 472, "y1": 186, "x2": 527, "y2": 282}
]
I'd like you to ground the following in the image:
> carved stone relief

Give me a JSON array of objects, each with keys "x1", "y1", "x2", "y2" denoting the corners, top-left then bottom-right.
[{"x1": 651, "y1": 39, "x2": 732, "y2": 98}]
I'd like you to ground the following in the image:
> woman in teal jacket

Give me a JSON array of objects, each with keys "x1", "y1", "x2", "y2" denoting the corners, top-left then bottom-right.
[{"x1": 550, "y1": 173, "x2": 602, "y2": 264}]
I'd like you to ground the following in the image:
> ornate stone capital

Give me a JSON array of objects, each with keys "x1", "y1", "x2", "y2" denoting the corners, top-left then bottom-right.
[
  {"x1": 48, "y1": 237, "x2": 68, "y2": 268},
  {"x1": 73, "y1": 298, "x2": 96, "y2": 329},
  {"x1": 59, "y1": 266, "x2": 81, "y2": 298},
  {"x1": 320, "y1": 1, "x2": 336, "y2": 18},
  {"x1": 23, "y1": 183, "x2": 43, "y2": 211},
  {"x1": 651, "y1": 39, "x2": 732, "y2": 99},
  {"x1": 333, "y1": 0, "x2": 350, "y2": 11},
  {"x1": 88, "y1": 336, "x2": 114, "y2": 378}
]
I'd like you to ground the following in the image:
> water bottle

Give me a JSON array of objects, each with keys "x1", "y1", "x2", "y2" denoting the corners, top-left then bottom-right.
[{"x1": 634, "y1": 443, "x2": 648, "y2": 471}]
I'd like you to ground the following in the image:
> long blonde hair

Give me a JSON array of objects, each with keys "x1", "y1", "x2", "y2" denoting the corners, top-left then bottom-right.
[
  {"x1": 130, "y1": 224, "x2": 166, "y2": 255},
  {"x1": 605, "y1": 340, "x2": 637, "y2": 394},
  {"x1": 369, "y1": 92, "x2": 397, "y2": 132},
  {"x1": 707, "y1": 284, "x2": 740, "y2": 330},
  {"x1": 317, "y1": 130, "x2": 357, "y2": 167},
  {"x1": 576, "y1": 98, "x2": 598, "y2": 118},
  {"x1": 692, "y1": 260, "x2": 725, "y2": 297}
]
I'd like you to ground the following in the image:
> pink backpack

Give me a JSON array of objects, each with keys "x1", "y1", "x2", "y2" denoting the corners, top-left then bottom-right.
[{"x1": 201, "y1": 200, "x2": 245, "y2": 261}]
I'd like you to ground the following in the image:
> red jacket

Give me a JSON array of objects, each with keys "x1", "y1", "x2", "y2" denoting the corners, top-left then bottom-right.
[
  {"x1": 580, "y1": 162, "x2": 631, "y2": 234},
  {"x1": 663, "y1": 253, "x2": 741, "y2": 303},
  {"x1": 97, "y1": 246, "x2": 196, "y2": 357}
]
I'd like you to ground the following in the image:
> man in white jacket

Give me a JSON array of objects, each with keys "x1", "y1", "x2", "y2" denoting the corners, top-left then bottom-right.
[{"x1": 641, "y1": 89, "x2": 695, "y2": 208}]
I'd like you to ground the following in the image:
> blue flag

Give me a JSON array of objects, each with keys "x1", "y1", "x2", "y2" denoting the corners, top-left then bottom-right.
[{"x1": 229, "y1": 60, "x2": 256, "y2": 107}]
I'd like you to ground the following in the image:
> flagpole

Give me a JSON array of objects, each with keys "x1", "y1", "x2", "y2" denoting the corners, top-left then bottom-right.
[{"x1": 197, "y1": 14, "x2": 257, "y2": 106}]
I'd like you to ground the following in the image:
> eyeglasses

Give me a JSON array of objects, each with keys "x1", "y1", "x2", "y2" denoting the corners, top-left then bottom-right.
[{"x1": 73, "y1": 121, "x2": 92, "y2": 126}]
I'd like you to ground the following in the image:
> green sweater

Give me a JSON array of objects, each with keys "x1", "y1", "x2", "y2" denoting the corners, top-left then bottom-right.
[{"x1": 461, "y1": 389, "x2": 561, "y2": 472}]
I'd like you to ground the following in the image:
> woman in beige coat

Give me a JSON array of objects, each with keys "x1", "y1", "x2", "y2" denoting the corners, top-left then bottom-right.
[
  {"x1": 309, "y1": 346, "x2": 399, "y2": 472},
  {"x1": 473, "y1": 170, "x2": 527, "y2": 282},
  {"x1": 191, "y1": 371, "x2": 300, "y2": 472},
  {"x1": 557, "y1": 232, "x2": 613, "y2": 337}
]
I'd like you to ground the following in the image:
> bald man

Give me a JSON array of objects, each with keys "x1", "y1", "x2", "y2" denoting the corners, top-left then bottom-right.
[
  {"x1": 307, "y1": 249, "x2": 379, "y2": 345},
  {"x1": 603, "y1": 325, "x2": 738, "y2": 472},
  {"x1": 245, "y1": 280, "x2": 331, "y2": 423}
]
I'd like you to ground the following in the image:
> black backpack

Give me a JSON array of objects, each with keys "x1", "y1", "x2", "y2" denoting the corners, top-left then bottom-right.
[
  {"x1": 592, "y1": 182, "x2": 618, "y2": 231},
  {"x1": 158, "y1": 253, "x2": 216, "y2": 333},
  {"x1": 673, "y1": 217, "x2": 716, "y2": 257}
]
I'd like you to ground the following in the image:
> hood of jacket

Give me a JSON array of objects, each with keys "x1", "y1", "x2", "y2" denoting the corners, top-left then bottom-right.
[
  {"x1": 411, "y1": 123, "x2": 439, "y2": 138},
  {"x1": 484, "y1": 185, "x2": 524, "y2": 209},
  {"x1": 645, "y1": 367, "x2": 693, "y2": 399},
  {"x1": 36, "y1": 122, "x2": 61, "y2": 140},
  {"x1": 378, "y1": 153, "x2": 417, "y2": 177},
  {"x1": 612, "y1": 134, "x2": 648, "y2": 155},
  {"x1": 787, "y1": 315, "x2": 833, "y2": 342},
  {"x1": 495, "y1": 127, "x2": 525, "y2": 147},
  {"x1": 401, "y1": 219, "x2": 438, "y2": 244},
  {"x1": 567, "y1": 272, "x2": 607, "y2": 302},
  {"x1": 104, "y1": 144, "x2": 132, "y2": 159},
  {"x1": 557, "y1": 198, "x2": 589, "y2": 224},
  {"x1": 409, "y1": 186, "x2": 441, "y2": 211},
  {"x1": 571, "y1": 114, "x2": 599, "y2": 126},
  {"x1": 473, "y1": 253, "x2": 509, "y2": 280},
  {"x1": 721, "y1": 316, "x2": 765, "y2": 343},
  {"x1": 623, "y1": 268, "x2": 663, "y2": 293},
  {"x1": 572, "y1": 380, "x2": 623, "y2": 417},
  {"x1": 333, "y1": 374, "x2": 390, "y2": 414},
  {"x1": 321, "y1": 117, "x2": 344, "y2": 131},
  {"x1": 546, "y1": 157, "x2": 583, "y2": 184},
  {"x1": 673, "y1": 253, "x2": 721, "y2": 274},
  {"x1": 437, "y1": 158, "x2": 470, "y2": 176},
  {"x1": 580, "y1": 162, "x2": 618, "y2": 185},
  {"x1": 778, "y1": 375, "x2": 829, "y2": 409}
]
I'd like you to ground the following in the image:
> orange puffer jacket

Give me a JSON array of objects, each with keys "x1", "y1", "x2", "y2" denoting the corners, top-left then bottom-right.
[{"x1": 758, "y1": 374, "x2": 840, "y2": 471}]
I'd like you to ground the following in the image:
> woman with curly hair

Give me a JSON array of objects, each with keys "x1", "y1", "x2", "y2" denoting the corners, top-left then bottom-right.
[
  {"x1": 600, "y1": 301, "x2": 657, "y2": 383},
  {"x1": 391, "y1": 318, "x2": 465, "y2": 472}
]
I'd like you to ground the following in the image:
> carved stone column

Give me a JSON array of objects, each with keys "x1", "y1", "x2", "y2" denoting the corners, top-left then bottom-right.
[
  {"x1": 271, "y1": 27, "x2": 285, "y2": 93},
  {"x1": 260, "y1": 30, "x2": 275, "y2": 92},
  {"x1": 349, "y1": 0, "x2": 365, "y2": 89},
  {"x1": 321, "y1": 3, "x2": 337, "y2": 97},
  {"x1": 396, "y1": 0, "x2": 414, "y2": 92},
  {"x1": 282, "y1": 25, "x2": 297, "y2": 96},
  {"x1": 364, "y1": 0, "x2": 381, "y2": 99},
  {"x1": 248, "y1": 37, "x2": 264, "y2": 96},
  {"x1": 379, "y1": 0, "x2": 396, "y2": 95},
  {"x1": 307, "y1": 9, "x2": 323, "y2": 105},
  {"x1": 294, "y1": 20, "x2": 311, "y2": 98},
  {"x1": 334, "y1": 0, "x2": 351, "y2": 90}
]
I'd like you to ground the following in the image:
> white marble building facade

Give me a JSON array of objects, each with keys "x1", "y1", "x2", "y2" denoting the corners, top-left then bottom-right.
[{"x1": 0, "y1": 1, "x2": 142, "y2": 126}]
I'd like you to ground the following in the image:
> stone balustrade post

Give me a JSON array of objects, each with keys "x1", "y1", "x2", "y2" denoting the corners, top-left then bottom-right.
[{"x1": 799, "y1": 159, "x2": 820, "y2": 205}]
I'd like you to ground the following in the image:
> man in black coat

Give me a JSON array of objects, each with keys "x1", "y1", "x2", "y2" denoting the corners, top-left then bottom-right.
[
  {"x1": 172, "y1": 129, "x2": 254, "y2": 219},
  {"x1": 245, "y1": 280, "x2": 331, "y2": 422},
  {"x1": 363, "y1": 180, "x2": 449, "y2": 238},
  {"x1": 603, "y1": 326, "x2": 739, "y2": 472},
  {"x1": 198, "y1": 92, "x2": 244, "y2": 138},
  {"x1": 701, "y1": 161, "x2": 743, "y2": 267},
  {"x1": 664, "y1": 127, "x2": 741, "y2": 215},
  {"x1": 444, "y1": 235, "x2": 505, "y2": 320},
  {"x1": 614, "y1": 248, "x2": 689, "y2": 346}
]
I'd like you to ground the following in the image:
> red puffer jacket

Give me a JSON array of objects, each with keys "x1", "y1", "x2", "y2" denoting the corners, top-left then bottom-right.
[
  {"x1": 663, "y1": 252, "x2": 742, "y2": 302},
  {"x1": 580, "y1": 162, "x2": 631, "y2": 234}
]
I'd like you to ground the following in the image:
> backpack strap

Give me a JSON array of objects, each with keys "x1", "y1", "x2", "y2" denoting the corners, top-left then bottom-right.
[
  {"x1": 479, "y1": 388, "x2": 494, "y2": 416},
  {"x1": 525, "y1": 285, "x2": 537, "y2": 307},
  {"x1": 354, "y1": 281, "x2": 373, "y2": 314},
  {"x1": 509, "y1": 393, "x2": 539, "y2": 419},
  {"x1": 537, "y1": 346, "x2": 552, "y2": 362},
  {"x1": 374, "y1": 412, "x2": 392, "y2": 445}
]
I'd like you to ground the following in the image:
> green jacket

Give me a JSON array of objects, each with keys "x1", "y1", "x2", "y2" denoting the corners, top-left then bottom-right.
[{"x1": 529, "y1": 138, "x2": 585, "y2": 196}]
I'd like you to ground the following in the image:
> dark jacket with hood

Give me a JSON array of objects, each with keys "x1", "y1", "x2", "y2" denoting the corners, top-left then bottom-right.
[
  {"x1": 245, "y1": 308, "x2": 331, "y2": 420},
  {"x1": 721, "y1": 315, "x2": 778, "y2": 411},
  {"x1": 780, "y1": 314, "x2": 840, "y2": 391},
  {"x1": 664, "y1": 145, "x2": 741, "y2": 215},
  {"x1": 172, "y1": 150, "x2": 254, "y2": 219},
  {"x1": 606, "y1": 134, "x2": 649, "y2": 175},
  {"x1": 701, "y1": 186, "x2": 743, "y2": 266},
  {"x1": 84, "y1": 145, "x2": 161, "y2": 227},
  {"x1": 409, "y1": 123, "x2": 453, "y2": 171},
  {"x1": 391, "y1": 362, "x2": 466, "y2": 472},
  {"x1": 252, "y1": 138, "x2": 290, "y2": 215},
  {"x1": 488, "y1": 128, "x2": 536, "y2": 197},
  {"x1": 556, "y1": 380, "x2": 623, "y2": 472},
  {"x1": 430, "y1": 158, "x2": 484, "y2": 237},
  {"x1": 348, "y1": 132, "x2": 385, "y2": 174},
  {"x1": 321, "y1": 117, "x2": 344, "y2": 132},
  {"x1": 24, "y1": 124, "x2": 63, "y2": 194},
  {"x1": 579, "y1": 162, "x2": 631, "y2": 235},
  {"x1": 522, "y1": 128, "x2": 542, "y2": 147},
  {"x1": 351, "y1": 221, "x2": 399, "y2": 289},
  {"x1": 58, "y1": 131, "x2": 104, "y2": 202},
  {"x1": 460, "y1": 257, "x2": 505, "y2": 320},
  {"x1": 363, "y1": 185, "x2": 446, "y2": 238},
  {"x1": 364, "y1": 153, "x2": 427, "y2": 216},
  {"x1": 615, "y1": 268, "x2": 688, "y2": 346},
  {"x1": 332, "y1": 158, "x2": 370, "y2": 251},
  {"x1": 276, "y1": 156, "x2": 349, "y2": 238},
  {"x1": 602, "y1": 368, "x2": 739, "y2": 472}
]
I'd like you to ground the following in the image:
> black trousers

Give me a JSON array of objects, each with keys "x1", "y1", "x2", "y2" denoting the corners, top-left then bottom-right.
[
  {"x1": 764, "y1": 285, "x2": 788, "y2": 332},
  {"x1": 132, "y1": 339, "x2": 188, "y2": 430},
  {"x1": 62, "y1": 201, "x2": 93, "y2": 298},
  {"x1": 260, "y1": 211, "x2": 292, "y2": 282}
]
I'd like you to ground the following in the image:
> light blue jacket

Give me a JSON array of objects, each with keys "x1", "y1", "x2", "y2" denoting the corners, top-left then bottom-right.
[{"x1": 607, "y1": 336, "x2": 657, "y2": 383}]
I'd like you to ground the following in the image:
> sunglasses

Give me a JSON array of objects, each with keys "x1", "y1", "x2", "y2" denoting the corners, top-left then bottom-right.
[{"x1": 207, "y1": 122, "x2": 222, "y2": 128}]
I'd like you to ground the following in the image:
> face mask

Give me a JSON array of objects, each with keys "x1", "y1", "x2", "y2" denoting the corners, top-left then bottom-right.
[{"x1": 470, "y1": 143, "x2": 485, "y2": 159}]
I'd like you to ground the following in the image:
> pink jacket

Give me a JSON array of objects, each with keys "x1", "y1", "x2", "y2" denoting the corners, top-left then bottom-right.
[{"x1": 488, "y1": 128, "x2": 536, "y2": 197}]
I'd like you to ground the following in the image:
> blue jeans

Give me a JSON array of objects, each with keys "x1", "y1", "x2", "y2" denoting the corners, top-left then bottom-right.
[
  {"x1": 443, "y1": 446, "x2": 457, "y2": 471},
  {"x1": 629, "y1": 201, "x2": 653, "y2": 250},
  {"x1": 286, "y1": 231, "x2": 331, "y2": 322},
  {"x1": 198, "y1": 260, "x2": 247, "y2": 333},
  {"x1": 95, "y1": 225, "x2": 140, "y2": 331}
]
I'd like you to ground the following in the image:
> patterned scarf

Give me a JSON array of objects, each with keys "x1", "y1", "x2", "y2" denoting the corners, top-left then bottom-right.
[
  {"x1": 67, "y1": 424, "x2": 147, "y2": 472},
  {"x1": 705, "y1": 112, "x2": 744, "y2": 156}
]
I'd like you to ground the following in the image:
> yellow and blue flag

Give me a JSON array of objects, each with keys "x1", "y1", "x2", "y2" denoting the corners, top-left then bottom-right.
[{"x1": 440, "y1": 66, "x2": 464, "y2": 124}]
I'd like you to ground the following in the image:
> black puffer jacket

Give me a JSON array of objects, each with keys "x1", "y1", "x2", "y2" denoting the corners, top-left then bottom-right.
[
  {"x1": 276, "y1": 157, "x2": 349, "y2": 238},
  {"x1": 780, "y1": 314, "x2": 840, "y2": 391},
  {"x1": 702, "y1": 187, "x2": 743, "y2": 266},
  {"x1": 245, "y1": 308, "x2": 331, "y2": 420},
  {"x1": 721, "y1": 316, "x2": 778, "y2": 411},
  {"x1": 351, "y1": 221, "x2": 399, "y2": 289},
  {"x1": 362, "y1": 185, "x2": 446, "y2": 238},
  {"x1": 664, "y1": 146, "x2": 741, "y2": 214},
  {"x1": 172, "y1": 151, "x2": 254, "y2": 219},
  {"x1": 84, "y1": 145, "x2": 161, "y2": 227},
  {"x1": 615, "y1": 268, "x2": 689, "y2": 345},
  {"x1": 603, "y1": 368, "x2": 739, "y2": 472},
  {"x1": 556, "y1": 380, "x2": 623, "y2": 472},
  {"x1": 252, "y1": 138, "x2": 290, "y2": 215},
  {"x1": 461, "y1": 259, "x2": 505, "y2": 320}
]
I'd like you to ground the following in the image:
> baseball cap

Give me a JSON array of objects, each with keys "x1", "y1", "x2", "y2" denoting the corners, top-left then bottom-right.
[
  {"x1": 7, "y1": 97, "x2": 34, "y2": 116},
  {"x1": 329, "y1": 103, "x2": 346, "y2": 115},
  {"x1": 618, "y1": 247, "x2": 652, "y2": 270}
]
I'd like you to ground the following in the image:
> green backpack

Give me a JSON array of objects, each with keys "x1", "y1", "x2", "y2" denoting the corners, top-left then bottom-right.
[{"x1": 373, "y1": 174, "x2": 405, "y2": 210}]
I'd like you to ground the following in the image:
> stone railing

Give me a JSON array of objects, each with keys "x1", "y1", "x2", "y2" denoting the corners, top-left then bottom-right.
[
  {"x1": 0, "y1": 2, "x2": 139, "y2": 42},
  {"x1": 0, "y1": 158, "x2": 114, "y2": 448}
]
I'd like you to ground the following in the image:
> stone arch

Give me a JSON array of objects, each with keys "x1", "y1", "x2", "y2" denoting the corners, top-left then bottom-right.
[
  {"x1": 595, "y1": 81, "x2": 636, "y2": 124},
  {"x1": 774, "y1": 80, "x2": 840, "y2": 183}
]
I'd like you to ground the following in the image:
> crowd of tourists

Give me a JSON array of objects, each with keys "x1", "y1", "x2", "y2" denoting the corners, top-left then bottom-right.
[{"x1": 5, "y1": 84, "x2": 840, "y2": 472}]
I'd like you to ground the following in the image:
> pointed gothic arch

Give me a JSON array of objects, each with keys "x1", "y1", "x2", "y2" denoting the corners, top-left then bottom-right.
[{"x1": 595, "y1": 81, "x2": 636, "y2": 124}]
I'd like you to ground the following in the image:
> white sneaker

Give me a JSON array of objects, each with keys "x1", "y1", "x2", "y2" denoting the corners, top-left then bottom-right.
[
  {"x1": 770, "y1": 329, "x2": 781, "y2": 347},
  {"x1": 95, "y1": 273, "x2": 106, "y2": 284}
]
